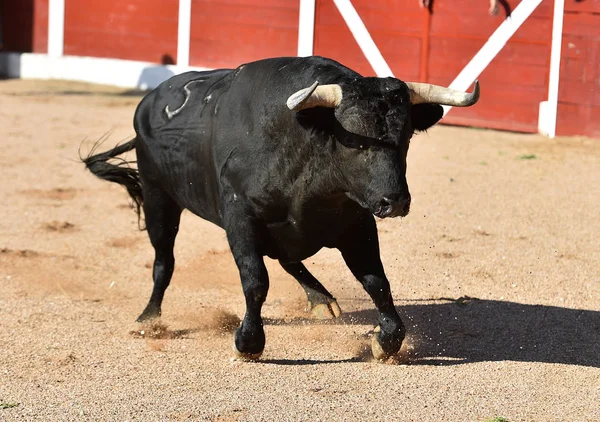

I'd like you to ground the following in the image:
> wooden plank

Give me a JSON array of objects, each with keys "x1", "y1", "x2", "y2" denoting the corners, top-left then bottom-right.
[
  {"x1": 352, "y1": 1, "x2": 425, "y2": 35},
  {"x1": 563, "y1": 12, "x2": 600, "y2": 37},
  {"x1": 428, "y1": 37, "x2": 550, "y2": 93},
  {"x1": 430, "y1": 15, "x2": 551, "y2": 43},
  {"x1": 371, "y1": 34, "x2": 421, "y2": 80},
  {"x1": 432, "y1": 0, "x2": 553, "y2": 17},
  {"x1": 429, "y1": 36, "x2": 550, "y2": 67},
  {"x1": 189, "y1": 0, "x2": 298, "y2": 68},
  {"x1": 33, "y1": 0, "x2": 49, "y2": 53},
  {"x1": 561, "y1": 35, "x2": 598, "y2": 60},
  {"x1": 564, "y1": 0, "x2": 600, "y2": 13},
  {"x1": 559, "y1": 80, "x2": 600, "y2": 107},
  {"x1": 63, "y1": 0, "x2": 178, "y2": 63},
  {"x1": 190, "y1": 27, "x2": 297, "y2": 69},
  {"x1": 556, "y1": 103, "x2": 600, "y2": 137},
  {"x1": 430, "y1": 0, "x2": 552, "y2": 42},
  {"x1": 430, "y1": 61, "x2": 549, "y2": 91},
  {"x1": 194, "y1": 0, "x2": 298, "y2": 7},
  {"x1": 560, "y1": 38, "x2": 600, "y2": 83},
  {"x1": 190, "y1": 2, "x2": 299, "y2": 29},
  {"x1": 557, "y1": 13, "x2": 600, "y2": 137},
  {"x1": 443, "y1": 115, "x2": 538, "y2": 133},
  {"x1": 443, "y1": 100, "x2": 541, "y2": 133},
  {"x1": 64, "y1": 31, "x2": 176, "y2": 63}
]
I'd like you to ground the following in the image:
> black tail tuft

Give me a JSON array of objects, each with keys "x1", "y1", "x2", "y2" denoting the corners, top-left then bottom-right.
[{"x1": 80, "y1": 137, "x2": 144, "y2": 228}]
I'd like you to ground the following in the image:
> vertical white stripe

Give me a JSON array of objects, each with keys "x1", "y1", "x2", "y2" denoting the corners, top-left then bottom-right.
[
  {"x1": 48, "y1": 0, "x2": 65, "y2": 57},
  {"x1": 332, "y1": 0, "x2": 394, "y2": 77},
  {"x1": 298, "y1": 0, "x2": 316, "y2": 56},
  {"x1": 177, "y1": 0, "x2": 192, "y2": 67},
  {"x1": 443, "y1": 0, "x2": 544, "y2": 116},
  {"x1": 545, "y1": 0, "x2": 565, "y2": 138}
]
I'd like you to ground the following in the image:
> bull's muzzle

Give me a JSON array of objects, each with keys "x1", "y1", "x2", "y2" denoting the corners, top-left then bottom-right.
[{"x1": 374, "y1": 196, "x2": 411, "y2": 218}]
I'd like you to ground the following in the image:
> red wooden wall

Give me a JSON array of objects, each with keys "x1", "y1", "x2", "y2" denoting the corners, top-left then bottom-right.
[
  {"x1": 189, "y1": 0, "x2": 299, "y2": 68},
  {"x1": 1, "y1": 0, "x2": 598, "y2": 138},
  {"x1": 314, "y1": 0, "x2": 554, "y2": 133},
  {"x1": 63, "y1": 0, "x2": 178, "y2": 64},
  {"x1": 556, "y1": 0, "x2": 600, "y2": 137}
]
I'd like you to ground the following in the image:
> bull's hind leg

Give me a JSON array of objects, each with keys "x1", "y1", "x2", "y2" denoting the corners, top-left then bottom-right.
[
  {"x1": 280, "y1": 262, "x2": 341, "y2": 319},
  {"x1": 338, "y1": 214, "x2": 405, "y2": 360},
  {"x1": 136, "y1": 185, "x2": 182, "y2": 322}
]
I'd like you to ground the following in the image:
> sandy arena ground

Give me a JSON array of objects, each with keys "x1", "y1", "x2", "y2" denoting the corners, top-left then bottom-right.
[{"x1": 0, "y1": 79, "x2": 599, "y2": 421}]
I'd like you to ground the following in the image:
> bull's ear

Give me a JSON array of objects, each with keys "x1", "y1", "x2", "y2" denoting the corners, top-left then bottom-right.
[{"x1": 411, "y1": 103, "x2": 444, "y2": 132}]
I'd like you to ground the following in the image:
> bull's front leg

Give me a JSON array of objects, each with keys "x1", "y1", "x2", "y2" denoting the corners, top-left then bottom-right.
[
  {"x1": 280, "y1": 261, "x2": 342, "y2": 319},
  {"x1": 338, "y1": 214, "x2": 406, "y2": 360},
  {"x1": 224, "y1": 210, "x2": 269, "y2": 361}
]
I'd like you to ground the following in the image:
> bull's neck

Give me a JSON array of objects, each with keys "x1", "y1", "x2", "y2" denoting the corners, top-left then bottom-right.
[{"x1": 286, "y1": 135, "x2": 346, "y2": 216}]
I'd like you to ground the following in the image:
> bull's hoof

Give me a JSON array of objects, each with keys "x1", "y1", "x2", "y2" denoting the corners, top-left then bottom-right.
[
  {"x1": 232, "y1": 343, "x2": 263, "y2": 362},
  {"x1": 136, "y1": 306, "x2": 161, "y2": 323},
  {"x1": 371, "y1": 326, "x2": 389, "y2": 361},
  {"x1": 371, "y1": 325, "x2": 404, "y2": 361},
  {"x1": 310, "y1": 300, "x2": 342, "y2": 320}
]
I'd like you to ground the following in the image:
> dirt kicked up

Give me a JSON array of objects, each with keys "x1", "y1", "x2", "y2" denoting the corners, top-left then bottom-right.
[{"x1": 1, "y1": 79, "x2": 599, "y2": 421}]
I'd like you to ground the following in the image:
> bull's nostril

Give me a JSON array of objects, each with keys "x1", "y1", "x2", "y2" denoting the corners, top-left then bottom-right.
[{"x1": 377, "y1": 196, "x2": 410, "y2": 218}]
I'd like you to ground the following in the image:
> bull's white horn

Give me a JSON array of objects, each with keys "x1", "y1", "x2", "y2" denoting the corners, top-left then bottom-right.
[
  {"x1": 287, "y1": 81, "x2": 343, "y2": 111},
  {"x1": 406, "y1": 80, "x2": 480, "y2": 107}
]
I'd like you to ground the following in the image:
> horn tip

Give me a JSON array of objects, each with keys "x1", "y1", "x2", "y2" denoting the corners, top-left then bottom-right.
[
  {"x1": 468, "y1": 80, "x2": 480, "y2": 106},
  {"x1": 286, "y1": 80, "x2": 320, "y2": 111}
]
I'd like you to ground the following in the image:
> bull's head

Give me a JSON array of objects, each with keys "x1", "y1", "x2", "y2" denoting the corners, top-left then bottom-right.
[{"x1": 287, "y1": 78, "x2": 479, "y2": 218}]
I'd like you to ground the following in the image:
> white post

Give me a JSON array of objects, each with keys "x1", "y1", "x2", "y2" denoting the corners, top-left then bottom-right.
[
  {"x1": 177, "y1": 0, "x2": 192, "y2": 67},
  {"x1": 298, "y1": 0, "x2": 316, "y2": 56},
  {"x1": 542, "y1": 0, "x2": 565, "y2": 138},
  {"x1": 442, "y1": 0, "x2": 544, "y2": 116},
  {"x1": 333, "y1": 0, "x2": 394, "y2": 77},
  {"x1": 48, "y1": 0, "x2": 65, "y2": 57}
]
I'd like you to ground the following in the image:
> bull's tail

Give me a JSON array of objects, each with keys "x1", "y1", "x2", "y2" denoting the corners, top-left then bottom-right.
[{"x1": 80, "y1": 138, "x2": 144, "y2": 228}]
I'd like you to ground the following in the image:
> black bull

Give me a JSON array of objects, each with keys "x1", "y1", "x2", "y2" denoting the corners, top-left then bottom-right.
[{"x1": 83, "y1": 56, "x2": 479, "y2": 361}]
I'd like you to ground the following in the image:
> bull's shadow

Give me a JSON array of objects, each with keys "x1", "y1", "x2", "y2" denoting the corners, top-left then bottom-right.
[{"x1": 265, "y1": 298, "x2": 600, "y2": 367}]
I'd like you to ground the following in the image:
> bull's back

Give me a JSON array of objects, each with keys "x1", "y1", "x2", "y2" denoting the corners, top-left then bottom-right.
[{"x1": 134, "y1": 70, "x2": 235, "y2": 226}]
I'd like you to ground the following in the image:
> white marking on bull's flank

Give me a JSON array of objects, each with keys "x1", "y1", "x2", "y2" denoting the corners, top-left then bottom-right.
[{"x1": 165, "y1": 78, "x2": 207, "y2": 120}]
